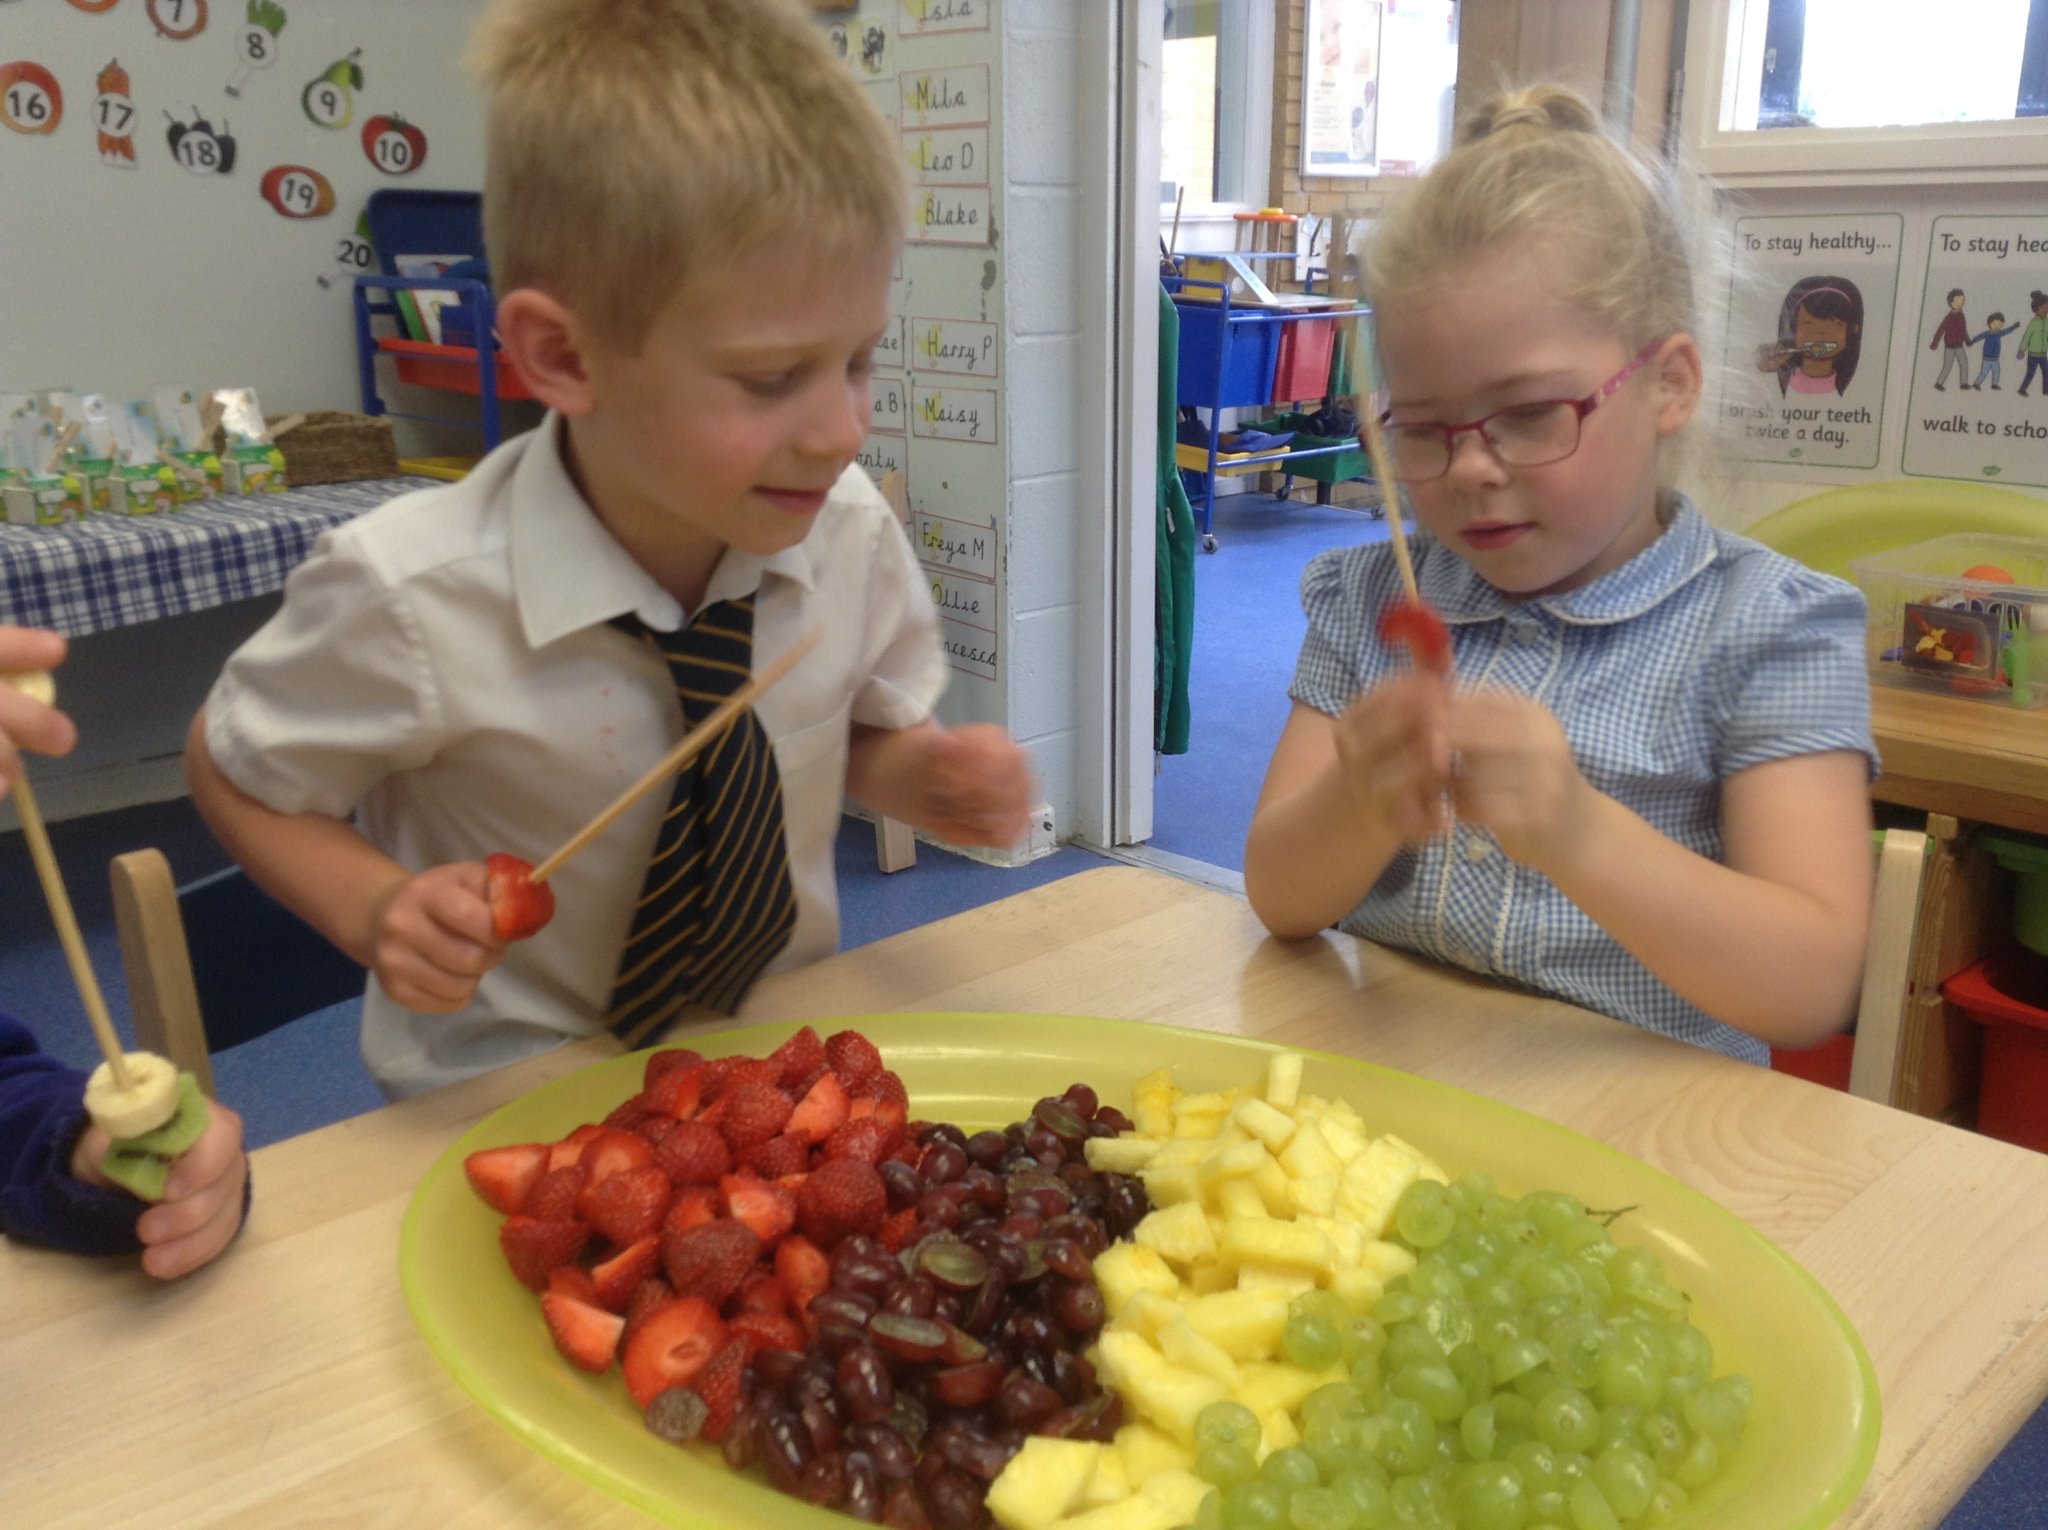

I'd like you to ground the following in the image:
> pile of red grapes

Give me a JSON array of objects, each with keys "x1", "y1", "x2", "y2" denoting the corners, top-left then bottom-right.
[{"x1": 715, "y1": 1084, "x2": 1150, "y2": 1527}]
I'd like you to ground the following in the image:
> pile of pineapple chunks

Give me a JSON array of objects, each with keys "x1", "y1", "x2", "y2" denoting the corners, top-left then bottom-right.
[{"x1": 985, "y1": 1051, "x2": 1448, "y2": 1530}]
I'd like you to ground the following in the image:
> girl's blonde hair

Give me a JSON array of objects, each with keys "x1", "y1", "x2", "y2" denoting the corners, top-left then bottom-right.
[
  {"x1": 469, "y1": 0, "x2": 904, "y2": 352},
  {"x1": 1364, "y1": 84, "x2": 1697, "y2": 357}
]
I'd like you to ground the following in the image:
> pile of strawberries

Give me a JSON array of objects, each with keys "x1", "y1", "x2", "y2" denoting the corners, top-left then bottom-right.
[{"x1": 463, "y1": 1026, "x2": 916, "y2": 1442}]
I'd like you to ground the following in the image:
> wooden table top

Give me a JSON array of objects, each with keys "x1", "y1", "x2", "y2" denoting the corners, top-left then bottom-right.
[
  {"x1": 1870, "y1": 683, "x2": 2048, "y2": 835},
  {"x1": 8, "y1": 866, "x2": 2047, "y2": 1529}
]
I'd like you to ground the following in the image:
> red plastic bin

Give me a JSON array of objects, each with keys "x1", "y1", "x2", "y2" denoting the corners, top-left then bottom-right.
[
  {"x1": 377, "y1": 338, "x2": 534, "y2": 400},
  {"x1": 1769, "y1": 1032, "x2": 1856, "y2": 1092},
  {"x1": 1942, "y1": 945, "x2": 2048, "y2": 1153},
  {"x1": 1272, "y1": 316, "x2": 1338, "y2": 403}
]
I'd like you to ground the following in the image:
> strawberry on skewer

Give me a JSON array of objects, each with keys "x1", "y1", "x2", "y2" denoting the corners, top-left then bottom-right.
[{"x1": 1357, "y1": 319, "x2": 1454, "y2": 681}]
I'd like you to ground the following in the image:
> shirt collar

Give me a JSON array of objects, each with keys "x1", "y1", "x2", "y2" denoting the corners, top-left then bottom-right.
[
  {"x1": 1415, "y1": 496, "x2": 1717, "y2": 628},
  {"x1": 511, "y1": 413, "x2": 815, "y2": 646}
]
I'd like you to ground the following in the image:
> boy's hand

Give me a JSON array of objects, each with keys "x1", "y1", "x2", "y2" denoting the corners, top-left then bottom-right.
[
  {"x1": 1445, "y1": 689, "x2": 1594, "y2": 871},
  {"x1": 915, "y1": 724, "x2": 1037, "y2": 849},
  {"x1": 0, "y1": 626, "x2": 77, "y2": 797},
  {"x1": 72, "y1": 1100, "x2": 250, "y2": 1279},
  {"x1": 370, "y1": 862, "x2": 506, "y2": 1013},
  {"x1": 1329, "y1": 674, "x2": 1452, "y2": 843}
]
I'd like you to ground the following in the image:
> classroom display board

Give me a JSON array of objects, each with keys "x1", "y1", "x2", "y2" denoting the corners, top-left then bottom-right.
[{"x1": 829, "y1": 0, "x2": 1007, "y2": 702}]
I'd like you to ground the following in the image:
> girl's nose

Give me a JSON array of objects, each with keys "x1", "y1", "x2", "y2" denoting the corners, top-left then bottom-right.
[{"x1": 1444, "y1": 426, "x2": 1510, "y2": 488}]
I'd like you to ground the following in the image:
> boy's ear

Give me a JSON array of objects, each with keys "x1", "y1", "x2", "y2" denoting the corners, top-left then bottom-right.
[
  {"x1": 1651, "y1": 334, "x2": 1704, "y2": 437},
  {"x1": 495, "y1": 288, "x2": 596, "y2": 416}
]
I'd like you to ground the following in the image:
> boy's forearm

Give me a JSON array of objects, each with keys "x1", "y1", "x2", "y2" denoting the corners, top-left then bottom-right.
[
  {"x1": 1545, "y1": 794, "x2": 1863, "y2": 1047},
  {"x1": 184, "y1": 711, "x2": 405, "y2": 968},
  {"x1": 843, "y1": 720, "x2": 937, "y2": 825},
  {"x1": 1245, "y1": 770, "x2": 1404, "y2": 940}
]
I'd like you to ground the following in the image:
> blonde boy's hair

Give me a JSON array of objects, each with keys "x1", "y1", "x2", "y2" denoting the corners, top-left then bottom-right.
[
  {"x1": 470, "y1": 0, "x2": 904, "y2": 351},
  {"x1": 1364, "y1": 84, "x2": 1697, "y2": 358}
]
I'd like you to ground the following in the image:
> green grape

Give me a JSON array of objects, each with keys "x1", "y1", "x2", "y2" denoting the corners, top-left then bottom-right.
[
  {"x1": 1663, "y1": 1322, "x2": 1714, "y2": 1383},
  {"x1": 1594, "y1": 1403, "x2": 1643, "y2": 1454},
  {"x1": 1303, "y1": 1421, "x2": 1364, "y2": 1485},
  {"x1": 1624, "y1": 1280, "x2": 1690, "y2": 1320},
  {"x1": 1532, "y1": 1387, "x2": 1603, "y2": 1453},
  {"x1": 1469, "y1": 1272, "x2": 1529, "y2": 1314},
  {"x1": 1512, "y1": 1366, "x2": 1565, "y2": 1404},
  {"x1": 1638, "y1": 1476, "x2": 1690, "y2": 1526},
  {"x1": 1574, "y1": 1263, "x2": 1613, "y2": 1308},
  {"x1": 1566, "y1": 1479, "x2": 1622, "y2": 1530},
  {"x1": 1262, "y1": 1447, "x2": 1322, "y2": 1493},
  {"x1": 1445, "y1": 1172, "x2": 1495, "y2": 1218},
  {"x1": 1608, "y1": 1247, "x2": 1659, "y2": 1291},
  {"x1": 1521, "y1": 1257, "x2": 1586, "y2": 1303},
  {"x1": 1199, "y1": 1441, "x2": 1261, "y2": 1489},
  {"x1": 1447, "y1": 1340, "x2": 1489, "y2": 1401},
  {"x1": 1331, "y1": 1467, "x2": 1392, "y2": 1526},
  {"x1": 1196, "y1": 1488, "x2": 1227, "y2": 1530},
  {"x1": 1388, "y1": 1472, "x2": 1453, "y2": 1527},
  {"x1": 1287, "y1": 1485, "x2": 1359, "y2": 1530},
  {"x1": 1528, "y1": 1487, "x2": 1569, "y2": 1525},
  {"x1": 1491, "y1": 1336, "x2": 1551, "y2": 1388},
  {"x1": 1543, "y1": 1315, "x2": 1612, "y2": 1390},
  {"x1": 1491, "y1": 1393, "x2": 1535, "y2": 1433},
  {"x1": 1376, "y1": 1290, "x2": 1423, "y2": 1327},
  {"x1": 1409, "y1": 1258, "x2": 1466, "y2": 1302},
  {"x1": 1386, "y1": 1323, "x2": 1447, "y2": 1371},
  {"x1": 1392, "y1": 1360, "x2": 1466, "y2": 1424},
  {"x1": 1344, "y1": 1314, "x2": 1389, "y2": 1365},
  {"x1": 1293, "y1": 1289, "x2": 1353, "y2": 1328},
  {"x1": 1373, "y1": 1397, "x2": 1438, "y2": 1475},
  {"x1": 1473, "y1": 1308, "x2": 1527, "y2": 1356},
  {"x1": 1460, "y1": 1401, "x2": 1498, "y2": 1462},
  {"x1": 1303, "y1": 1382, "x2": 1369, "y2": 1433},
  {"x1": 1639, "y1": 1406, "x2": 1689, "y2": 1474},
  {"x1": 1415, "y1": 1296, "x2": 1475, "y2": 1354},
  {"x1": 1495, "y1": 1215, "x2": 1544, "y2": 1252},
  {"x1": 1395, "y1": 1180, "x2": 1456, "y2": 1250},
  {"x1": 1285, "y1": 1313, "x2": 1346, "y2": 1371},
  {"x1": 1350, "y1": 1351, "x2": 1385, "y2": 1406},
  {"x1": 1521, "y1": 1189, "x2": 1586, "y2": 1239},
  {"x1": 1453, "y1": 1460, "x2": 1530, "y2": 1530},
  {"x1": 1554, "y1": 1217, "x2": 1612, "y2": 1258},
  {"x1": 1198, "y1": 1401, "x2": 1266, "y2": 1454},
  {"x1": 1477, "y1": 1192, "x2": 1523, "y2": 1228},
  {"x1": 1681, "y1": 1374, "x2": 1752, "y2": 1445},
  {"x1": 1672, "y1": 1430, "x2": 1721, "y2": 1490},
  {"x1": 1505, "y1": 1440, "x2": 1563, "y2": 1493},
  {"x1": 1223, "y1": 1479, "x2": 1289, "y2": 1530},
  {"x1": 1589, "y1": 1443, "x2": 1656, "y2": 1520}
]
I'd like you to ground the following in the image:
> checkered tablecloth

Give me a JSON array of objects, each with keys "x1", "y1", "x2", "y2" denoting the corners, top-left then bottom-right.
[{"x1": 0, "y1": 477, "x2": 437, "y2": 638}]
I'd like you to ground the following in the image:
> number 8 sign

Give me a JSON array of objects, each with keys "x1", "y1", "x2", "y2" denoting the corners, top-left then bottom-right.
[{"x1": 0, "y1": 62, "x2": 63, "y2": 136}]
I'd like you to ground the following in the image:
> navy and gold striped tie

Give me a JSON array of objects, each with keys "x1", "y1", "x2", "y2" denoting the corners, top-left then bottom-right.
[{"x1": 605, "y1": 595, "x2": 796, "y2": 1047}]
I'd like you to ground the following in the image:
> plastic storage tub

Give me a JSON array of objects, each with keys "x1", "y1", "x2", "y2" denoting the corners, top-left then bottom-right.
[
  {"x1": 1979, "y1": 830, "x2": 2048, "y2": 957},
  {"x1": 1174, "y1": 301, "x2": 1282, "y2": 410},
  {"x1": 1941, "y1": 944, "x2": 2048, "y2": 1153},
  {"x1": 1849, "y1": 532, "x2": 2048, "y2": 708}
]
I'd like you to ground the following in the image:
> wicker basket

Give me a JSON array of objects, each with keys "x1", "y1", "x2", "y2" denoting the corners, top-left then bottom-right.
[{"x1": 269, "y1": 410, "x2": 399, "y2": 485}]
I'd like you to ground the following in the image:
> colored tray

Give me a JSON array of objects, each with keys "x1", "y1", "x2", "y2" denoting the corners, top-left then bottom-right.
[{"x1": 400, "y1": 1014, "x2": 1880, "y2": 1528}]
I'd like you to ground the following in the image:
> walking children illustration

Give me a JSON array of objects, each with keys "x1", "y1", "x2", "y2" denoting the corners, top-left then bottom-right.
[
  {"x1": 2019, "y1": 290, "x2": 2048, "y2": 398},
  {"x1": 1929, "y1": 287, "x2": 1971, "y2": 390}
]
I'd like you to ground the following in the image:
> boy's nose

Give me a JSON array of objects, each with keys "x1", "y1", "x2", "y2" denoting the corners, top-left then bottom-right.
[{"x1": 801, "y1": 381, "x2": 869, "y2": 462}]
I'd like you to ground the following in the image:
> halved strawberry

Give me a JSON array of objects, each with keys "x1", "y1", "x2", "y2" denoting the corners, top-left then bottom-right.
[
  {"x1": 861, "y1": 1071, "x2": 909, "y2": 1111},
  {"x1": 581, "y1": 1127, "x2": 656, "y2": 1187},
  {"x1": 733, "y1": 1269, "x2": 790, "y2": 1316},
  {"x1": 663, "y1": 1185, "x2": 720, "y2": 1235},
  {"x1": 742, "y1": 1133, "x2": 809, "y2": 1180},
  {"x1": 645, "y1": 1059, "x2": 707, "y2": 1119},
  {"x1": 718, "y1": 1082, "x2": 794, "y2": 1153},
  {"x1": 653, "y1": 1118, "x2": 731, "y2": 1186},
  {"x1": 690, "y1": 1336, "x2": 750, "y2": 1441},
  {"x1": 541, "y1": 1289, "x2": 625, "y2": 1373},
  {"x1": 463, "y1": 1142, "x2": 548, "y2": 1214},
  {"x1": 525, "y1": 1163, "x2": 590, "y2": 1223},
  {"x1": 720, "y1": 1172, "x2": 797, "y2": 1247},
  {"x1": 821, "y1": 1116, "x2": 895, "y2": 1166},
  {"x1": 485, "y1": 852, "x2": 556, "y2": 941},
  {"x1": 773, "y1": 1234, "x2": 831, "y2": 1319},
  {"x1": 603, "y1": 1093, "x2": 655, "y2": 1131},
  {"x1": 578, "y1": 1163, "x2": 672, "y2": 1247},
  {"x1": 499, "y1": 1216, "x2": 590, "y2": 1290},
  {"x1": 661, "y1": 1219, "x2": 760, "y2": 1306},
  {"x1": 785, "y1": 1072, "x2": 851, "y2": 1144},
  {"x1": 768, "y1": 1025, "x2": 826, "y2": 1090},
  {"x1": 728, "y1": 1310, "x2": 806, "y2": 1359},
  {"x1": 643, "y1": 1047, "x2": 703, "y2": 1092},
  {"x1": 824, "y1": 1029, "x2": 884, "y2": 1090},
  {"x1": 546, "y1": 1123, "x2": 606, "y2": 1172},
  {"x1": 547, "y1": 1265, "x2": 598, "y2": 1302},
  {"x1": 620, "y1": 1297, "x2": 728, "y2": 1408},
  {"x1": 1376, "y1": 596, "x2": 1454, "y2": 675},
  {"x1": 878, "y1": 1206, "x2": 920, "y2": 1252},
  {"x1": 715, "y1": 1057, "x2": 784, "y2": 1100},
  {"x1": 795, "y1": 1159, "x2": 887, "y2": 1247},
  {"x1": 622, "y1": 1276, "x2": 677, "y2": 1347},
  {"x1": 591, "y1": 1235, "x2": 664, "y2": 1313}
]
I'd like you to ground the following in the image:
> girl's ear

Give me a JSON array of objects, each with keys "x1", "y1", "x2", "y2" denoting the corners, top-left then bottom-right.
[
  {"x1": 495, "y1": 288, "x2": 597, "y2": 416},
  {"x1": 1650, "y1": 333, "x2": 1704, "y2": 437}
]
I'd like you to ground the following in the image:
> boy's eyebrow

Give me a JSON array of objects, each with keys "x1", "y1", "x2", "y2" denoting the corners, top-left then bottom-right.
[{"x1": 710, "y1": 328, "x2": 891, "y2": 366}]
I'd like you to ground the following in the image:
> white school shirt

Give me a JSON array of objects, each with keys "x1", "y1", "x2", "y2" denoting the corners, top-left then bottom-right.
[{"x1": 205, "y1": 415, "x2": 946, "y2": 1098}]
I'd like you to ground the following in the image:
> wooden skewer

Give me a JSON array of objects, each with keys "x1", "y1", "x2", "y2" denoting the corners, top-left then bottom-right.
[
  {"x1": 1356, "y1": 319, "x2": 1421, "y2": 604},
  {"x1": 3, "y1": 673, "x2": 132, "y2": 1088},
  {"x1": 47, "y1": 421, "x2": 81, "y2": 465},
  {"x1": 528, "y1": 627, "x2": 822, "y2": 885},
  {"x1": 267, "y1": 412, "x2": 307, "y2": 439}
]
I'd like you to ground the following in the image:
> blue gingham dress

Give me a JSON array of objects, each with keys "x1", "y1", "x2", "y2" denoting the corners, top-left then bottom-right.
[{"x1": 1290, "y1": 498, "x2": 1878, "y2": 1065}]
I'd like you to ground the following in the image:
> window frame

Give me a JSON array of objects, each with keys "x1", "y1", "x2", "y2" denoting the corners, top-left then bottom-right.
[
  {"x1": 1681, "y1": 0, "x2": 2048, "y2": 188},
  {"x1": 1158, "y1": 0, "x2": 1276, "y2": 217}
]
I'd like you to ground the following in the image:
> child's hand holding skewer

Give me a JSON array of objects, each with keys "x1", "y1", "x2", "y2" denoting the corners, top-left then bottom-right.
[{"x1": 0, "y1": 627, "x2": 77, "y2": 795}]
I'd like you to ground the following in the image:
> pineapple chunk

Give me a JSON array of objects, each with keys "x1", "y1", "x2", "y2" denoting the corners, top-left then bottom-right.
[
  {"x1": 1080, "y1": 1449, "x2": 1131, "y2": 1509},
  {"x1": 1360, "y1": 1239, "x2": 1418, "y2": 1285},
  {"x1": 1096, "y1": 1331, "x2": 1228, "y2": 1443},
  {"x1": 1197, "y1": 1138, "x2": 1272, "y2": 1184},
  {"x1": 1257, "y1": 1409, "x2": 1301, "y2": 1457},
  {"x1": 1219, "y1": 1217, "x2": 1335, "y2": 1275},
  {"x1": 1236, "y1": 1262, "x2": 1316, "y2": 1298},
  {"x1": 1250, "y1": 1157, "x2": 1295, "y2": 1217},
  {"x1": 1172, "y1": 1090, "x2": 1234, "y2": 1139},
  {"x1": 1094, "y1": 1242, "x2": 1181, "y2": 1319},
  {"x1": 1084, "y1": 1137, "x2": 1162, "y2": 1174},
  {"x1": 1150, "y1": 1139, "x2": 1210, "y2": 1168},
  {"x1": 1180, "y1": 1288, "x2": 1289, "y2": 1361},
  {"x1": 1134, "y1": 1202, "x2": 1217, "y2": 1265},
  {"x1": 1211, "y1": 1177, "x2": 1268, "y2": 1223},
  {"x1": 1050, "y1": 1498, "x2": 1179, "y2": 1530},
  {"x1": 1184, "y1": 1260, "x2": 1236, "y2": 1295},
  {"x1": 1337, "y1": 1136, "x2": 1427, "y2": 1235},
  {"x1": 988, "y1": 1438, "x2": 1102, "y2": 1530},
  {"x1": 1264, "y1": 1051, "x2": 1304, "y2": 1109},
  {"x1": 1329, "y1": 1264, "x2": 1386, "y2": 1314},
  {"x1": 1277, "y1": 1124, "x2": 1341, "y2": 1181},
  {"x1": 1314, "y1": 1111, "x2": 1369, "y2": 1165},
  {"x1": 1237, "y1": 1360, "x2": 1346, "y2": 1419},
  {"x1": 1139, "y1": 1469, "x2": 1213, "y2": 1524},
  {"x1": 1285, "y1": 1172, "x2": 1338, "y2": 1217},
  {"x1": 1137, "y1": 1162, "x2": 1201, "y2": 1208},
  {"x1": 1118, "y1": 1289, "x2": 1184, "y2": 1343},
  {"x1": 1130, "y1": 1070, "x2": 1177, "y2": 1138},
  {"x1": 1231, "y1": 1096, "x2": 1297, "y2": 1152},
  {"x1": 1114, "y1": 1422, "x2": 1196, "y2": 1485},
  {"x1": 1158, "y1": 1316, "x2": 1241, "y2": 1386}
]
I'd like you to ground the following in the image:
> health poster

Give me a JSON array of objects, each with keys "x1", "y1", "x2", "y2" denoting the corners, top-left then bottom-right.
[
  {"x1": 1903, "y1": 215, "x2": 2048, "y2": 489},
  {"x1": 1721, "y1": 213, "x2": 1900, "y2": 471}
]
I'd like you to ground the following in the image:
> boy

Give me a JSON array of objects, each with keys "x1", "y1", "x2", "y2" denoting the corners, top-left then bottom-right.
[
  {"x1": 1968, "y1": 312, "x2": 2011, "y2": 391},
  {"x1": 186, "y1": 0, "x2": 1033, "y2": 1099},
  {"x1": 2, "y1": 626, "x2": 248, "y2": 1277}
]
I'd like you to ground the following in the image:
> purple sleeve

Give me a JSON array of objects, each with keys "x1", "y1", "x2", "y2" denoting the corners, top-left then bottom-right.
[{"x1": 0, "y1": 1013, "x2": 145, "y2": 1257}]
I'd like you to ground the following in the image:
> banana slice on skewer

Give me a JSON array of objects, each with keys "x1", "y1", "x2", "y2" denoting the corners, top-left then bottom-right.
[
  {"x1": 84, "y1": 1051, "x2": 184, "y2": 1138},
  {"x1": 2, "y1": 668, "x2": 55, "y2": 706}
]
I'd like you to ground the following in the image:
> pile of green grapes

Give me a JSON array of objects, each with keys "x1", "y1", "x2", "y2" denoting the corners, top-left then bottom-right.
[{"x1": 1189, "y1": 1174, "x2": 1752, "y2": 1530}]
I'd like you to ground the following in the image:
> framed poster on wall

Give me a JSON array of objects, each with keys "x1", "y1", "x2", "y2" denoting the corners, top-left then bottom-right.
[{"x1": 1302, "y1": 0, "x2": 1382, "y2": 178}]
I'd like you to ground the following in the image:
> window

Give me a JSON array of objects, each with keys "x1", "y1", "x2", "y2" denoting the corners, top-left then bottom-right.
[
  {"x1": 1161, "y1": 0, "x2": 1273, "y2": 208},
  {"x1": 1753, "y1": 0, "x2": 2048, "y2": 130}
]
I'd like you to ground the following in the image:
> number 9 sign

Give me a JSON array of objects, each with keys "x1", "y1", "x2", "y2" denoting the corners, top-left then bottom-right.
[
  {"x1": 362, "y1": 111, "x2": 427, "y2": 176},
  {"x1": 0, "y1": 62, "x2": 62, "y2": 137}
]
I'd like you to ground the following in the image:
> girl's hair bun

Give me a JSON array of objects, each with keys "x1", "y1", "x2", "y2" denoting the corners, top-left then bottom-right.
[{"x1": 1458, "y1": 85, "x2": 1604, "y2": 148}]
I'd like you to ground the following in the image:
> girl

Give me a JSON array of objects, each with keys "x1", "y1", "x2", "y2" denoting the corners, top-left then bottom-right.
[
  {"x1": 1758, "y1": 275, "x2": 1864, "y2": 398},
  {"x1": 1244, "y1": 87, "x2": 1877, "y2": 1064}
]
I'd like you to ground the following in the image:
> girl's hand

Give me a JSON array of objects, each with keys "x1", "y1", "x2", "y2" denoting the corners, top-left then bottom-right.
[
  {"x1": 1445, "y1": 689, "x2": 1594, "y2": 871},
  {"x1": 72, "y1": 1100, "x2": 250, "y2": 1279},
  {"x1": 369, "y1": 862, "x2": 505, "y2": 1013},
  {"x1": 0, "y1": 626, "x2": 77, "y2": 797},
  {"x1": 1330, "y1": 674, "x2": 1453, "y2": 843},
  {"x1": 914, "y1": 724, "x2": 1036, "y2": 849}
]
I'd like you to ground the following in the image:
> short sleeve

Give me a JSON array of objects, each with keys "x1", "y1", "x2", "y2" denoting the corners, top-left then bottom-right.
[
  {"x1": 1711, "y1": 559, "x2": 1878, "y2": 779},
  {"x1": 204, "y1": 530, "x2": 441, "y2": 818},
  {"x1": 848, "y1": 487, "x2": 947, "y2": 731},
  {"x1": 1289, "y1": 547, "x2": 1377, "y2": 718}
]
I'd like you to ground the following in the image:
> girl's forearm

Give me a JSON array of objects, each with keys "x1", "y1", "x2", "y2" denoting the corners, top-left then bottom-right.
[
  {"x1": 1245, "y1": 768, "x2": 1407, "y2": 940},
  {"x1": 1545, "y1": 793, "x2": 1864, "y2": 1047}
]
